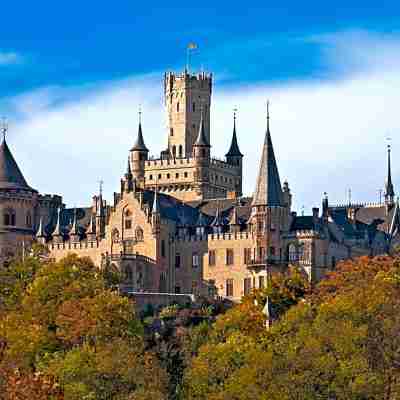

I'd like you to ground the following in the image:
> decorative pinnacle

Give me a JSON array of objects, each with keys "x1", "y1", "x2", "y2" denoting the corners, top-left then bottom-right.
[
  {"x1": 138, "y1": 104, "x2": 142, "y2": 124},
  {"x1": 99, "y1": 179, "x2": 104, "y2": 197},
  {"x1": 1, "y1": 117, "x2": 8, "y2": 142}
]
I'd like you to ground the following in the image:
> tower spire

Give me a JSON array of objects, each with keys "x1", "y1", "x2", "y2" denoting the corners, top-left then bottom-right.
[
  {"x1": 252, "y1": 101, "x2": 284, "y2": 207},
  {"x1": 36, "y1": 216, "x2": 45, "y2": 238},
  {"x1": 194, "y1": 106, "x2": 210, "y2": 147},
  {"x1": 131, "y1": 107, "x2": 149, "y2": 152},
  {"x1": 53, "y1": 207, "x2": 62, "y2": 237},
  {"x1": 385, "y1": 142, "x2": 395, "y2": 206},
  {"x1": 1, "y1": 118, "x2": 8, "y2": 143},
  {"x1": 225, "y1": 108, "x2": 243, "y2": 157}
]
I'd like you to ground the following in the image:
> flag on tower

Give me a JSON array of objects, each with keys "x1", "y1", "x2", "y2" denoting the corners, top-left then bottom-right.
[{"x1": 188, "y1": 42, "x2": 197, "y2": 50}]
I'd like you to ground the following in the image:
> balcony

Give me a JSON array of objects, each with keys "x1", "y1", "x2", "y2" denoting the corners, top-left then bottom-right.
[{"x1": 246, "y1": 255, "x2": 283, "y2": 270}]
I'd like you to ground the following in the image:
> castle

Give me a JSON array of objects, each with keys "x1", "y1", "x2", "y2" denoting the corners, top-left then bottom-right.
[{"x1": 1, "y1": 68, "x2": 399, "y2": 301}]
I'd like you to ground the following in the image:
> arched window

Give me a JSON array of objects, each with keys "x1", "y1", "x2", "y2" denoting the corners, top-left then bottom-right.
[
  {"x1": 170, "y1": 128, "x2": 174, "y2": 136},
  {"x1": 4, "y1": 208, "x2": 16, "y2": 226},
  {"x1": 135, "y1": 227, "x2": 144, "y2": 242},
  {"x1": 172, "y1": 146, "x2": 176, "y2": 158},
  {"x1": 26, "y1": 212, "x2": 32, "y2": 228},
  {"x1": 179, "y1": 145, "x2": 183, "y2": 158},
  {"x1": 288, "y1": 244, "x2": 297, "y2": 262},
  {"x1": 177, "y1": 102, "x2": 180, "y2": 112}
]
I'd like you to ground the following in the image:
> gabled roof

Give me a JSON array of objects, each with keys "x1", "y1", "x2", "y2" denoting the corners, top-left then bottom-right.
[
  {"x1": 252, "y1": 110, "x2": 283, "y2": 207},
  {"x1": 0, "y1": 139, "x2": 35, "y2": 191}
]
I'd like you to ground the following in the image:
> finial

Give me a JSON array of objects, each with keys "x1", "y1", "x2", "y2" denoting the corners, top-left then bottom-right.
[
  {"x1": 138, "y1": 105, "x2": 142, "y2": 124},
  {"x1": 233, "y1": 107, "x2": 237, "y2": 129},
  {"x1": 1, "y1": 117, "x2": 8, "y2": 142},
  {"x1": 267, "y1": 100, "x2": 270, "y2": 120}
]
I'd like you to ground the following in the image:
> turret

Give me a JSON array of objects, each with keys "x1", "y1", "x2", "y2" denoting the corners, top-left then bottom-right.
[
  {"x1": 69, "y1": 208, "x2": 80, "y2": 242},
  {"x1": 95, "y1": 183, "x2": 105, "y2": 239},
  {"x1": 36, "y1": 216, "x2": 46, "y2": 244},
  {"x1": 86, "y1": 213, "x2": 96, "y2": 242},
  {"x1": 322, "y1": 192, "x2": 329, "y2": 224},
  {"x1": 130, "y1": 111, "x2": 148, "y2": 185},
  {"x1": 52, "y1": 207, "x2": 64, "y2": 244},
  {"x1": 229, "y1": 205, "x2": 241, "y2": 233},
  {"x1": 225, "y1": 110, "x2": 243, "y2": 167},
  {"x1": 192, "y1": 109, "x2": 210, "y2": 161}
]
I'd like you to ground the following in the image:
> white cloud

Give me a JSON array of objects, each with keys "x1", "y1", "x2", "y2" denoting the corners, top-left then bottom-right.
[
  {"x1": 0, "y1": 51, "x2": 22, "y2": 65},
  {"x1": 4, "y1": 31, "x2": 400, "y2": 212}
]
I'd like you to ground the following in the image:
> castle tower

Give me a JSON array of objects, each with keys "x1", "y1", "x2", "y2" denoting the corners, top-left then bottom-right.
[
  {"x1": 130, "y1": 114, "x2": 149, "y2": 185},
  {"x1": 164, "y1": 71, "x2": 212, "y2": 158},
  {"x1": 385, "y1": 144, "x2": 395, "y2": 207},
  {"x1": 250, "y1": 103, "x2": 287, "y2": 264}
]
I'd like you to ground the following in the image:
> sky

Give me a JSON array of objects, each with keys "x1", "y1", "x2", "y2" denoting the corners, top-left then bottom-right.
[{"x1": 1, "y1": 1, "x2": 400, "y2": 211}]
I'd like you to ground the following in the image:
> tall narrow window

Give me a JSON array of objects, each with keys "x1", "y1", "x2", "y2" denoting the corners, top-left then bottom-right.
[
  {"x1": 170, "y1": 128, "x2": 174, "y2": 136},
  {"x1": 244, "y1": 248, "x2": 252, "y2": 264},
  {"x1": 259, "y1": 275, "x2": 265, "y2": 289},
  {"x1": 161, "y1": 240, "x2": 166, "y2": 257},
  {"x1": 192, "y1": 102, "x2": 196, "y2": 112},
  {"x1": 175, "y1": 253, "x2": 181, "y2": 269},
  {"x1": 226, "y1": 249, "x2": 234, "y2": 265},
  {"x1": 208, "y1": 250, "x2": 216, "y2": 266},
  {"x1": 226, "y1": 279, "x2": 234, "y2": 297},
  {"x1": 177, "y1": 102, "x2": 180, "y2": 112},
  {"x1": 172, "y1": 146, "x2": 176, "y2": 158},
  {"x1": 192, "y1": 253, "x2": 199, "y2": 268},
  {"x1": 244, "y1": 277, "x2": 252, "y2": 295},
  {"x1": 179, "y1": 145, "x2": 183, "y2": 158},
  {"x1": 26, "y1": 212, "x2": 32, "y2": 228}
]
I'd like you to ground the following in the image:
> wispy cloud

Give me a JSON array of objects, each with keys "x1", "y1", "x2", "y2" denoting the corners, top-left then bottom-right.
[
  {"x1": 3, "y1": 30, "x2": 400, "y2": 211},
  {"x1": 0, "y1": 51, "x2": 22, "y2": 66}
]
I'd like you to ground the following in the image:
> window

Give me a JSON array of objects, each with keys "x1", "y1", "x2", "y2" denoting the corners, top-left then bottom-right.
[
  {"x1": 208, "y1": 279, "x2": 216, "y2": 297},
  {"x1": 331, "y1": 256, "x2": 336, "y2": 268},
  {"x1": 226, "y1": 279, "x2": 234, "y2": 297},
  {"x1": 288, "y1": 244, "x2": 297, "y2": 262},
  {"x1": 167, "y1": 173, "x2": 170, "y2": 179},
  {"x1": 209, "y1": 250, "x2": 216, "y2": 266},
  {"x1": 125, "y1": 219, "x2": 132, "y2": 229},
  {"x1": 192, "y1": 253, "x2": 200, "y2": 268},
  {"x1": 259, "y1": 276, "x2": 265, "y2": 289},
  {"x1": 192, "y1": 102, "x2": 196, "y2": 112},
  {"x1": 244, "y1": 278, "x2": 252, "y2": 295},
  {"x1": 175, "y1": 253, "x2": 181, "y2": 269},
  {"x1": 176, "y1": 173, "x2": 179, "y2": 179},
  {"x1": 244, "y1": 248, "x2": 252, "y2": 264},
  {"x1": 172, "y1": 146, "x2": 176, "y2": 157},
  {"x1": 149, "y1": 174, "x2": 153, "y2": 180},
  {"x1": 179, "y1": 145, "x2": 183, "y2": 158},
  {"x1": 4, "y1": 209, "x2": 16, "y2": 226},
  {"x1": 177, "y1": 102, "x2": 180, "y2": 112},
  {"x1": 26, "y1": 212, "x2": 32, "y2": 228},
  {"x1": 258, "y1": 247, "x2": 265, "y2": 261},
  {"x1": 184, "y1": 172, "x2": 188, "y2": 178},
  {"x1": 135, "y1": 227, "x2": 144, "y2": 241},
  {"x1": 175, "y1": 286, "x2": 181, "y2": 294},
  {"x1": 269, "y1": 246, "x2": 275, "y2": 256},
  {"x1": 158, "y1": 174, "x2": 162, "y2": 180},
  {"x1": 161, "y1": 240, "x2": 166, "y2": 257},
  {"x1": 226, "y1": 249, "x2": 234, "y2": 265},
  {"x1": 170, "y1": 128, "x2": 174, "y2": 136},
  {"x1": 201, "y1": 149, "x2": 206, "y2": 157}
]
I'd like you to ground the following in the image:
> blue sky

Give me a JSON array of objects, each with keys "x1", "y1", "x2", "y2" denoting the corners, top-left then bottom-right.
[{"x1": 1, "y1": 1, "x2": 400, "y2": 210}]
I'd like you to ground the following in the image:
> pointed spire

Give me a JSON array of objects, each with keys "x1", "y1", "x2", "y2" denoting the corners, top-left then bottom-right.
[
  {"x1": 225, "y1": 109, "x2": 243, "y2": 157},
  {"x1": 36, "y1": 216, "x2": 46, "y2": 238},
  {"x1": 70, "y1": 208, "x2": 79, "y2": 236},
  {"x1": 229, "y1": 205, "x2": 240, "y2": 225},
  {"x1": 0, "y1": 120, "x2": 33, "y2": 191},
  {"x1": 87, "y1": 213, "x2": 96, "y2": 235},
  {"x1": 252, "y1": 102, "x2": 284, "y2": 207},
  {"x1": 53, "y1": 207, "x2": 62, "y2": 236},
  {"x1": 152, "y1": 186, "x2": 161, "y2": 214},
  {"x1": 385, "y1": 143, "x2": 395, "y2": 205},
  {"x1": 130, "y1": 107, "x2": 149, "y2": 152},
  {"x1": 211, "y1": 201, "x2": 224, "y2": 226},
  {"x1": 194, "y1": 107, "x2": 210, "y2": 147}
]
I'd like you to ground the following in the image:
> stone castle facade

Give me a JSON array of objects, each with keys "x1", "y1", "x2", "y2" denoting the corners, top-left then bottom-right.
[{"x1": 1, "y1": 69, "x2": 399, "y2": 301}]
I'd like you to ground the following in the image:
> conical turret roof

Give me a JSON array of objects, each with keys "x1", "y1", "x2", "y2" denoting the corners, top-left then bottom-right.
[
  {"x1": 252, "y1": 105, "x2": 284, "y2": 207},
  {"x1": 385, "y1": 144, "x2": 395, "y2": 201},
  {"x1": 225, "y1": 114, "x2": 243, "y2": 157},
  {"x1": 36, "y1": 216, "x2": 46, "y2": 238},
  {"x1": 0, "y1": 139, "x2": 34, "y2": 191},
  {"x1": 194, "y1": 111, "x2": 210, "y2": 147},
  {"x1": 130, "y1": 121, "x2": 149, "y2": 152}
]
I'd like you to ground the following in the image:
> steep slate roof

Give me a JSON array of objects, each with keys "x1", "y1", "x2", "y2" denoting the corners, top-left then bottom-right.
[
  {"x1": 252, "y1": 111, "x2": 283, "y2": 207},
  {"x1": 130, "y1": 121, "x2": 149, "y2": 152},
  {"x1": 225, "y1": 116, "x2": 243, "y2": 157},
  {"x1": 0, "y1": 139, "x2": 35, "y2": 191}
]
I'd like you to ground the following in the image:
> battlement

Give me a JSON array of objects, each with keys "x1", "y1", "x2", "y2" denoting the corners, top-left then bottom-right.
[
  {"x1": 146, "y1": 156, "x2": 195, "y2": 169},
  {"x1": 175, "y1": 231, "x2": 254, "y2": 243},
  {"x1": 329, "y1": 202, "x2": 383, "y2": 209},
  {"x1": 49, "y1": 239, "x2": 100, "y2": 251},
  {"x1": 164, "y1": 70, "x2": 212, "y2": 91},
  {"x1": 210, "y1": 157, "x2": 240, "y2": 171}
]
